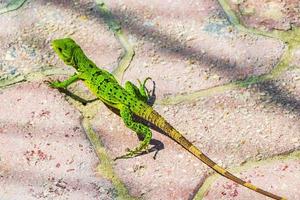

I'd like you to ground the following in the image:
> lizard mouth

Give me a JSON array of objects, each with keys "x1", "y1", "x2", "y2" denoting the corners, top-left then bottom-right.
[
  {"x1": 50, "y1": 40, "x2": 57, "y2": 48},
  {"x1": 51, "y1": 42, "x2": 65, "y2": 59},
  {"x1": 51, "y1": 42, "x2": 58, "y2": 53},
  {"x1": 51, "y1": 40, "x2": 63, "y2": 52}
]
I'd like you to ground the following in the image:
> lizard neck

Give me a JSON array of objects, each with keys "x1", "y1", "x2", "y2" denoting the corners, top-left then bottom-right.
[{"x1": 72, "y1": 47, "x2": 91, "y2": 73}]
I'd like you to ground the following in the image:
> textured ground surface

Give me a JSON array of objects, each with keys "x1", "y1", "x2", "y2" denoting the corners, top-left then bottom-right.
[
  {"x1": 0, "y1": 82, "x2": 116, "y2": 200},
  {"x1": 0, "y1": 0, "x2": 299, "y2": 200}
]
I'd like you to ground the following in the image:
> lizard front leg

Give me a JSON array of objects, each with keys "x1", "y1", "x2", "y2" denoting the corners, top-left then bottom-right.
[
  {"x1": 48, "y1": 74, "x2": 80, "y2": 89},
  {"x1": 48, "y1": 74, "x2": 93, "y2": 105},
  {"x1": 115, "y1": 105, "x2": 152, "y2": 160}
]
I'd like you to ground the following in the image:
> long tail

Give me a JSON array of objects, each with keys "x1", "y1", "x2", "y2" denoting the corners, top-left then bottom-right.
[{"x1": 142, "y1": 108, "x2": 286, "y2": 200}]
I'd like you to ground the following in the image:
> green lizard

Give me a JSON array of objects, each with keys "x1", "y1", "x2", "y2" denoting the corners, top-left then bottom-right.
[{"x1": 49, "y1": 38, "x2": 286, "y2": 200}]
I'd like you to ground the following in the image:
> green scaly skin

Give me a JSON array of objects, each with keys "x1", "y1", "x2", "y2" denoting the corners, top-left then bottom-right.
[
  {"x1": 49, "y1": 38, "x2": 286, "y2": 200},
  {"x1": 50, "y1": 38, "x2": 152, "y2": 159}
]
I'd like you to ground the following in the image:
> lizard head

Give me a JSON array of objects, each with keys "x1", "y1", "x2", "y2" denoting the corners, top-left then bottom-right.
[{"x1": 51, "y1": 38, "x2": 79, "y2": 66}]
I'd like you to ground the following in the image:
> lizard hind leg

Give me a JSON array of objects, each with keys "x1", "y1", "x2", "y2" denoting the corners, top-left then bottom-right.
[
  {"x1": 124, "y1": 80, "x2": 150, "y2": 103},
  {"x1": 137, "y1": 77, "x2": 152, "y2": 101},
  {"x1": 114, "y1": 105, "x2": 152, "y2": 160}
]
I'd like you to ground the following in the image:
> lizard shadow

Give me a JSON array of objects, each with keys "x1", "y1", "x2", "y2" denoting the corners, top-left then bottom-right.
[
  {"x1": 146, "y1": 80, "x2": 156, "y2": 106},
  {"x1": 51, "y1": 87, "x2": 97, "y2": 105}
]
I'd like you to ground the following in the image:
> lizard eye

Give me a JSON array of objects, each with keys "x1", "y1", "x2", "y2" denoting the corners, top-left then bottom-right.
[{"x1": 58, "y1": 47, "x2": 63, "y2": 52}]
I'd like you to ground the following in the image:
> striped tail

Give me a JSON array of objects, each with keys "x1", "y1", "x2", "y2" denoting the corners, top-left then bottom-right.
[{"x1": 142, "y1": 108, "x2": 286, "y2": 200}]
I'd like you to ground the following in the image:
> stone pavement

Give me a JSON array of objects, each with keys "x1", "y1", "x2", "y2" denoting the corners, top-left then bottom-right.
[{"x1": 0, "y1": 0, "x2": 299, "y2": 200}]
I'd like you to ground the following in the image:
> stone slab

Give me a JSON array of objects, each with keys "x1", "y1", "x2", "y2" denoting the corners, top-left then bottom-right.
[
  {"x1": 0, "y1": 81, "x2": 116, "y2": 200},
  {"x1": 202, "y1": 159, "x2": 300, "y2": 200},
  {"x1": 106, "y1": 0, "x2": 284, "y2": 99}
]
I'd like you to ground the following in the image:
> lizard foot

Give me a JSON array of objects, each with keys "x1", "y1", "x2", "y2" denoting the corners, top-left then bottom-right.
[
  {"x1": 114, "y1": 145, "x2": 150, "y2": 161},
  {"x1": 48, "y1": 81, "x2": 66, "y2": 89},
  {"x1": 137, "y1": 77, "x2": 152, "y2": 100},
  {"x1": 44, "y1": 78, "x2": 65, "y2": 89}
]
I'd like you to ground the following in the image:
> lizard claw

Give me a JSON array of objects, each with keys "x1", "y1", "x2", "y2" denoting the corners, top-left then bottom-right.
[
  {"x1": 113, "y1": 154, "x2": 132, "y2": 161},
  {"x1": 114, "y1": 145, "x2": 150, "y2": 161},
  {"x1": 49, "y1": 81, "x2": 61, "y2": 88},
  {"x1": 44, "y1": 78, "x2": 53, "y2": 85},
  {"x1": 46, "y1": 79, "x2": 65, "y2": 89}
]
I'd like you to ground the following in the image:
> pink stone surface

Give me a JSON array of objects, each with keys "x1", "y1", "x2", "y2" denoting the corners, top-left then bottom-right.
[
  {"x1": 0, "y1": 0, "x2": 299, "y2": 199},
  {"x1": 0, "y1": 0, "x2": 121, "y2": 78},
  {"x1": 158, "y1": 87, "x2": 299, "y2": 167},
  {"x1": 228, "y1": 0, "x2": 300, "y2": 30},
  {"x1": 107, "y1": 0, "x2": 284, "y2": 99},
  {"x1": 92, "y1": 106, "x2": 208, "y2": 200},
  {"x1": 91, "y1": 81, "x2": 299, "y2": 199},
  {"x1": 203, "y1": 159, "x2": 300, "y2": 200},
  {"x1": 0, "y1": 81, "x2": 115, "y2": 200}
]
